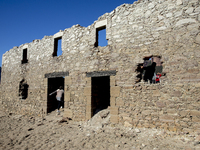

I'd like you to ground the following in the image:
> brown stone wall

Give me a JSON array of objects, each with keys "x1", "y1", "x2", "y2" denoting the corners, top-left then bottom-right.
[
  {"x1": 0, "y1": 0, "x2": 200, "y2": 132},
  {"x1": 117, "y1": 82, "x2": 200, "y2": 133}
]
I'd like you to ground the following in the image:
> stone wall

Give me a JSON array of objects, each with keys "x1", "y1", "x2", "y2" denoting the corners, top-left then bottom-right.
[{"x1": 1, "y1": 0, "x2": 200, "y2": 132}]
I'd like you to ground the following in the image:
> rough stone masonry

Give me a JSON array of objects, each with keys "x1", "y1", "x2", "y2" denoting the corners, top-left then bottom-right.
[{"x1": 0, "y1": 0, "x2": 200, "y2": 133}]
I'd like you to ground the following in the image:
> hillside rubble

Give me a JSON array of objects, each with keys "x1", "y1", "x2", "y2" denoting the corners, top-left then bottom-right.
[{"x1": 0, "y1": 109, "x2": 200, "y2": 150}]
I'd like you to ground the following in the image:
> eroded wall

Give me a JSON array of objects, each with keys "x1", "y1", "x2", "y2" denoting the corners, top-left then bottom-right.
[{"x1": 1, "y1": 0, "x2": 200, "y2": 132}]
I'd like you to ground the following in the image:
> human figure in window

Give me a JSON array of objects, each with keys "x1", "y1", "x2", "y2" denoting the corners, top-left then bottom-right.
[
  {"x1": 143, "y1": 62, "x2": 156, "y2": 83},
  {"x1": 156, "y1": 73, "x2": 162, "y2": 83}
]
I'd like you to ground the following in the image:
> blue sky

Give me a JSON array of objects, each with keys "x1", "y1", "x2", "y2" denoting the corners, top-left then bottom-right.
[{"x1": 0, "y1": 0, "x2": 137, "y2": 67}]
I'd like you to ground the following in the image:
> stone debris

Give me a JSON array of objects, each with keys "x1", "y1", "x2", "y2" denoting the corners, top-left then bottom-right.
[{"x1": 0, "y1": 110, "x2": 200, "y2": 150}]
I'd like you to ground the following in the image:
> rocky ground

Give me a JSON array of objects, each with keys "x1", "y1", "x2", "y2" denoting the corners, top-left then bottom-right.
[{"x1": 0, "y1": 109, "x2": 200, "y2": 150}]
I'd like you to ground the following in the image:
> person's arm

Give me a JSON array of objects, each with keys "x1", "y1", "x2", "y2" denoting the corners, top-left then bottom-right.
[{"x1": 49, "y1": 90, "x2": 57, "y2": 96}]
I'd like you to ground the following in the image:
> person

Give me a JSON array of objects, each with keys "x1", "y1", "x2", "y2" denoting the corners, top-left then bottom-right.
[
  {"x1": 156, "y1": 73, "x2": 162, "y2": 83},
  {"x1": 49, "y1": 86, "x2": 64, "y2": 114},
  {"x1": 143, "y1": 62, "x2": 156, "y2": 83}
]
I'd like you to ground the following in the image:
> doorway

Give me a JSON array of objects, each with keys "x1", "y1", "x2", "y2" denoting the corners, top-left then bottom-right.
[
  {"x1": 47, "y1": 77, "x2": 64, "y2": 113},
  {"x1": 92, "y1": 76, "x2": 110, "y2": 116}
]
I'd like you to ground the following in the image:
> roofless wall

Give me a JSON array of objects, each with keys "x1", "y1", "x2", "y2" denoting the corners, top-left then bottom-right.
[{"x1": 1, "y1": 0, "x2": 200, "y2": 133}]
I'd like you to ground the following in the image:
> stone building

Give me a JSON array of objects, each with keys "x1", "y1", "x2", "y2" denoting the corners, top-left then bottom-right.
[{"x1": 1, "y1": 0, "x2": 200, "y2": 133}]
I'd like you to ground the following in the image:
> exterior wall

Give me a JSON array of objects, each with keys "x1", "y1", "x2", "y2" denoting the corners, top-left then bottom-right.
[{"x1": 1, "y1": 0, "x2": 200, "y2": 132}]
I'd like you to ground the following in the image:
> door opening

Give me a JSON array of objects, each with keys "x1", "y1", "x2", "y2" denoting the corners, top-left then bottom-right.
[
  {"x1": 47, "y1": 77, "x2": 64, "y2": 113},
  {"x1": 92, "y1": 76, "x2": 110, "y2": 116}
]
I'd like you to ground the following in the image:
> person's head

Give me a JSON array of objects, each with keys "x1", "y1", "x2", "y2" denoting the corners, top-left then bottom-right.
[
  {"x1": 59, "y1": 86, "x2": 63, "y2": 90},
  {"x1": 152, "y1": 62, "x2": 156, "y2": 67}
]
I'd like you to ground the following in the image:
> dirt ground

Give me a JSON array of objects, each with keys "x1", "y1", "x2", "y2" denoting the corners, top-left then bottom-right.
[{"x1": 0, "y1": 109, "x2": 200, "y2": 150}]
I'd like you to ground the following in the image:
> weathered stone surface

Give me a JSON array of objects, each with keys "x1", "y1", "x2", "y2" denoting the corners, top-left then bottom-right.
[
  {"x1": 175, "y1": 19, "x2": 196, "y2": 26},
  {"x1": 196, "y1": 33, "x2": 200, "y2": 44},
  {"x1": 160, "y1": 115, "x2": 174, "y2": 123},
  {"x1": 171, "y1": 91, "x2": 182, "y2": 97},
  {"x1": 111, "y1": 86, "x2": 120, "y2": 97},
  {"x1": 156, "y1": 101, "x2": 166, "y2": 108},
  {"x1": 176, "y1": 0, "x2": 183, "y2": 5}
]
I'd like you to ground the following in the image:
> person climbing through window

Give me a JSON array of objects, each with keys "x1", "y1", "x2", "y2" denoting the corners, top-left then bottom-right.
[
  {"x1": 143, "y1": 61, "x2": 156, "y2": 83},
  {"x1": 49, "y1": 86, "x2": 64, "y2": 114}
]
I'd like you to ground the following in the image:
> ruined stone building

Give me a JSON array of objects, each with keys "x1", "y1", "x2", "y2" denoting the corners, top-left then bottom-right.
[{"x1": 1, "y1": 0, "x2": 200, "y2": 133}]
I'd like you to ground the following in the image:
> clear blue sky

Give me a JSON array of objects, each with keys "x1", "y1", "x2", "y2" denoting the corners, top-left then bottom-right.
[{"x1": 0, "y1": 0, "x2": 137, "y2": 67}]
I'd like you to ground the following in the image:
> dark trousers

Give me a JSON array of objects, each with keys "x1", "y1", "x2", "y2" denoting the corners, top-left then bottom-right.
[{"x1": 57, "y1": 101, "x2": 61, "y2": 110}]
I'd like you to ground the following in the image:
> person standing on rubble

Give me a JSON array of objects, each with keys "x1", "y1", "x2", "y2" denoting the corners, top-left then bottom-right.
[{"x1": 49, "y1": 86, "x2": 64, "y2": 114}]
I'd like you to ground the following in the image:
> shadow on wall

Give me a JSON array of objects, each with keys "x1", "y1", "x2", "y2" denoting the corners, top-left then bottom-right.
[{"x1": 136, "y1": 55, "x2": 165, "y2": 84}]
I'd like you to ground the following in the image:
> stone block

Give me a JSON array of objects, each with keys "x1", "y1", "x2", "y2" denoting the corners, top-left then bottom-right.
[
  {"x1": 110, "y1": 86, "x2": 120, "y2": 97},
  {"x1": 64, "y1": 91, "x2": 70, "y2": 101},
  {"x1": 179, "y1": 110, "x2": 189, "y2": 117},
  {"x1": 171, "y1": 91, "x2": 182, "y2": 97},
  {"x1": 175, "y1": 19, "x2": 196, "y2": 27},
  {"x1": 142, "y1": 110, "x2": 152, "y2": 116},
  {"x1": 159, "y1": 94, "x2": 170, "y2": 100},
  {"x1": 156, "y1": 101, "x2": 166, "y2": 108},
  {"x1": 86, "y1": 105, "x2": 91, "y2": 113},
  {"x1": 110, "y1": 97, "x2": 116, "y2": 106},
  {"x1": 85, "y1": 78, "x2": 91, "y2": 86},
  {"x1": 43, "y1": 78, "x2": 48, "y2": 87},
  {"x1": 53, "y1": 31, "x2": 63, "y2": 38},
  {"x1": 124, "y1": 121, "x2": 133, "y2": 127},
  {"x1": 65, "y1": 76, "x2": 72, "y2": 85},
  {"x1": 110, "y1": 76, "x2": 116, "y2": 86},
  {"x1": 160, "y1": 115, "x2": 174, "y2": 123},
  {"x1": 95, "y1": 19, "x2": 107, "y2": 28},
  {"x1": 41, "y1": 93, "x2": 46, "y2": 101},
  {"x1": 123, "y1": 116, "x2": 133, "y2": 122},
  {"x1": 176, "y1": 0, "x2": 183, "y2": 5},
  {"x1": 84, "y1": 96, "x2": 90, "y2": 105},
  {"x1": 190, "y1": 110, "x2": 200, "y2": 116},
  {"x1": 152, "y1": 90, "x2": 160, "y2": 97},
  {"x1": 116, "y1": 98, "x2": 124, "y2": 106},
  {"x1": 168, "y1": 126, "x2": 177, "y2": 132},
  {"x1": 64, "y1": 108, "x2": 73, "y2": 118},
  {"x1": 110, "y1": 115, "x2": 119, "y2": 123},
  {"x1": 167, "y1": 109, "x2": 178, "y2": 115},
  {"x1": 195, "y1": 83, "x2": 200, "y2": 88},
  {"x1": 110, "y1": 106, "x2": 118, "y2": 115},
  {"x1": 84, "y1": 87, "x2": 91, "y2": 96},
  {"x1": 86, "y1": 113, "x2": 92, "y2": 120},
  {"x1": 192, "y1": 116, "x2": 200, "y2": 122}
]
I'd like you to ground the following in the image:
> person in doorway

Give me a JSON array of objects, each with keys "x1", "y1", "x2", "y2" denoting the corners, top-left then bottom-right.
[{"x1": 49, "y1": 86, "x2": 64, "y2": 114}]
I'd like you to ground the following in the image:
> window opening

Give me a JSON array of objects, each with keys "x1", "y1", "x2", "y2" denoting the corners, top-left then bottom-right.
[
  {"x1": 92, "y1": 76, "x2": 110, "y2": 116},
  {"x1": 21, "y1": 48, "x2": 28, "y2": 64},
  {"x1": 53, "y1": 37, "x2": 62, "y2": 57},
  {"x1": 19, "y1": 79, "x2": 29, "y2": 99},
  {"x1": 47, "y1": 77, "x2": 64, "y2": 113},
  {"x1": 95, "y1": 26, "x2": 107, "y2": 47},
  {"x1": 136, "y1": 55, "x2": 164, "y2": 84}
]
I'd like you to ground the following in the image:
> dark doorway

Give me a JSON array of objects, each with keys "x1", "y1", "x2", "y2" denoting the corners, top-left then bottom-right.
[
  {"x1": 47, "y1": 77, "x2": 64, "y2": 113},
  {"x1": 92, "y1": 76, "x2": 110, "y2": 116}
]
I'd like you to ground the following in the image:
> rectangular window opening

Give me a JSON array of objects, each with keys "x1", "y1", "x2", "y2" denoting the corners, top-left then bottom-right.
[
  {"x1": 95, "y1": 26, "x2": 108, "y2": 47},
  {"x1": 136, "y1": 55, "x2": 164, "y2": 84},
  {"x1": 21, "y1": 48, "x2": 28, "y2": 64},
  {"x1": 53, "y1": 37, "x2": 62, "y2": 57}
]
